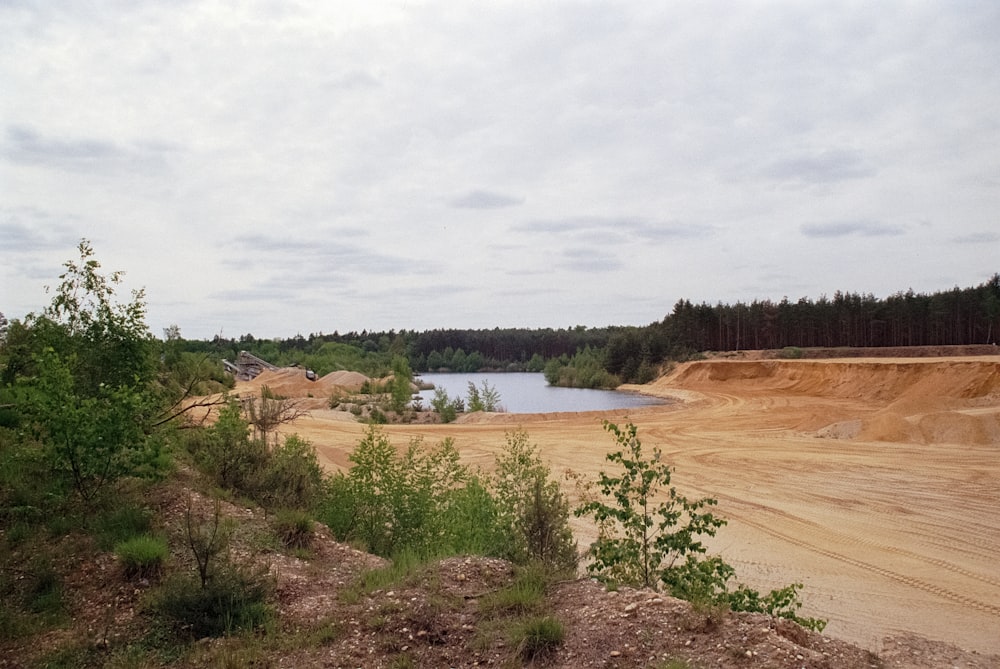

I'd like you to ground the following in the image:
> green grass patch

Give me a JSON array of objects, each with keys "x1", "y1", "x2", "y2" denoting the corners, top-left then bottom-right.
[
  {"x1": 91, "y1": 502, "x2": 154, "y2": 551},
  {"x1": 510, "y1": 615, "x2": 565, "y2": 662},
  {"x1": 115, "y1": 534, "x2": 168, "y2": 579},
  {"x1": 272, "y1": 508, "x2": 314, "y2": 549},
  {"x1": 477, "y1": 564, "x2": 548, "y2": 619}
]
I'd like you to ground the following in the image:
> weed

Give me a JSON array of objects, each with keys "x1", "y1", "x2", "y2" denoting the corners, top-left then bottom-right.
[
  {"x1": 115, "y1": 534, "x2": 169, "y2": 579},
  {"x1": 478, "y1": 564, "x2": 548, "y2": 619},
  {"x1": 510, "y1": 615, "x2": 565, "y2": 662},
  {"x1": 272, "y1": 508, "x2": 313, "y2": 549},
  {"x1": 91, "y1": 502, "x2": 153, "y2": 550},
  {"x1": 388, "y1": 654, "x2": 417, "y2": 669},
  {"x1": 152, "y1": 561, "x2": 274, "y2": 638}
]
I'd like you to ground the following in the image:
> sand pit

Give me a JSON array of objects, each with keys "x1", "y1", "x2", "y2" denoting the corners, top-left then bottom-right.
[{"x1": 274, "y1": 355, "x2": 1000, "y2": 656}]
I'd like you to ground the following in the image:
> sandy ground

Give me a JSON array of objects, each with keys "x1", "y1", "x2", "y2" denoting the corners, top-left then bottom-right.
[{"x1": 269, "y1": 355, "x2": 1000, "y2": 657}]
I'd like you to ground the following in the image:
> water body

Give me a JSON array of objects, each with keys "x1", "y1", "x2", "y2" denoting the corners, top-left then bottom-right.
[{"x1": 415, "y1": 372, "x2": 666, "y2": 414}]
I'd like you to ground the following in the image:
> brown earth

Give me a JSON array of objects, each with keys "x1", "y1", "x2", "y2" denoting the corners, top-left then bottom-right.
[{"x1": 265, "y1": 351, "x2": 1000, "y2": 662}]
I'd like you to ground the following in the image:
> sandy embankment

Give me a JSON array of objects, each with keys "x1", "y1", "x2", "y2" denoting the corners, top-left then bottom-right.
[{"x1": 253, "y1": 355, "x2": 1000, "y2": 656}]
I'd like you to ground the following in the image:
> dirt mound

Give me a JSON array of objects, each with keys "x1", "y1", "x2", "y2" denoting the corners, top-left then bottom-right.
[
  {"x1": 320, "y1": 370, "x2": 370, "y2": 390},
  {"x1": 662, "y1": 358, "x2": 1000, "y2": 404},
  {"x1": 234, "y1": 367, "x2": 372, "y2": 400},
  {"x1": 658, "y1": 357, "x2": 1000, "y2": 447}
]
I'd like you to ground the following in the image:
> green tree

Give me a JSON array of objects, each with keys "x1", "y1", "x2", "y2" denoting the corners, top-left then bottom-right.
[
  {"x1": 575, "y1": 421, "x2": 724, "y2": 589},
  {"x1": 430, "y1": 387, "x2": 460, "y2": 423},
  {"x1": 11, "y1": 240, "x2": 160, "y2": 500},
  {"x1": 466, "y1": 379, "x2": 502, "y2": 412},
  {"x1": 493, "y1": 429, "x2": 577, "y2": 572},
  {"x1": 389, "y1": 355, "x2": 414, "y2": 413},
  {"x1": 575, "y1": 421, "x2": 825, "y2": 630}
]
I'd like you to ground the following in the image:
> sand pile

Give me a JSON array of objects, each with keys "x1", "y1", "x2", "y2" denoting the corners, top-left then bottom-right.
[
  {"x1": 234, "y1": 367, "x2": 371, "y2": 400},
  {"x1": 659, "y1": 357, "x2": 1000, "y2": 446},
  {"x1": 662, "y1": 358, "x2": 1000, "y2": 403}
]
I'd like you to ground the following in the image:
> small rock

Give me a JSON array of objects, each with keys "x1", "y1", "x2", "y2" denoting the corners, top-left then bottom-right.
[{"x1": 609, "y1": 650, "x2": 622, "y2": 657}]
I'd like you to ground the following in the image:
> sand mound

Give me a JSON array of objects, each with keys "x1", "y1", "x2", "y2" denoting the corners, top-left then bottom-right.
[
  {"x1": 657, "y1": 357, "x2": 1000, "y2": 446},
  {"x1": 320, "y1": 370, "x2": 369, "y2": 391},
  {"x1": 234, "y1": 367, "x2": 372, "y2": 399},
  {"x1": 662, "y1": 358, "x2": 1000, "y2": 404}
]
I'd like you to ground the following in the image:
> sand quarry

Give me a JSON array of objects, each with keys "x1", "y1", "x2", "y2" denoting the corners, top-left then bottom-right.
[{"x1": 240, "y1": 354, "x2": 1000, "y2": 656}]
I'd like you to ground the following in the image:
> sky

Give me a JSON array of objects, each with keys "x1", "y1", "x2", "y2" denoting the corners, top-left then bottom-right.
[{"x1": 2, "y1": 1, "x2": 998, "y2": 340}]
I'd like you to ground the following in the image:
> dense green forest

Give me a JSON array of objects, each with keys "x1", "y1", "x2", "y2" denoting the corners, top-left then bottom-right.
[{"x1": 174, "y1": 274, "x2": 1000, "y2": 387}]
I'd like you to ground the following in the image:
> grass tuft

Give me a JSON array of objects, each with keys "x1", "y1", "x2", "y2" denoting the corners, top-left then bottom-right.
[{"x1": 115, "y1": 534, "x2": 169, "y2": 579}]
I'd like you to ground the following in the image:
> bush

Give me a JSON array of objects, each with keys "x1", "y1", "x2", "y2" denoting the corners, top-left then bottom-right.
[
  {"x1": 575, "y1": 421, "x2": 724, "y2": 590},
  {"x1": 153, "y1": 562, "x2": 273, "y2": 638},
  {"x1": 438, "y1": 476, "x2": 502, "y2": 556},
  {"x1": 257, "y1": 434, "x2": 324, "y2": 511},
  {"x1": 492, "y1": 429, "x2": 577, "y2": 573},
  {"x1": 510, "y1": 616, "x2": 565, "y2": 662},
  {"x1": 576, "y1": 421, "x2": 826, "y2": 630},
  {"x1": 273, "y1": 509, "x2": 314, "y2": 549},
  {"x1": 430, "y1": 387, "x2": 458, "y2": 423},
  {"x1": 198, "y1": 402, "x2": 324, "y2": 512},
  {"x1": 319, "y1": 426, "x2": 468, "y2": 557},
  {"x1": 115, "y1": 534, "x2": 168, "y2": 579}
]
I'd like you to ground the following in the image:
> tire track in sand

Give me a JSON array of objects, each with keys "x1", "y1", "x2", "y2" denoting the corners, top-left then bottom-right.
[{"x1": 727, "y1": 509, "x2": 1000, "y2": 617}]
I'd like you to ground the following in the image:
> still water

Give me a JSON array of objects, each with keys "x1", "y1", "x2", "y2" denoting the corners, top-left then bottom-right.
[{"x1": 415, "y1": 372, "x2": 665, "y2": 414}]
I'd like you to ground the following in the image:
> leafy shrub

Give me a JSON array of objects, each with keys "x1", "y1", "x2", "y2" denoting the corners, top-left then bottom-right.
[
  {"x1": 576, "y1": 421, "x2": 826, "y2": 630},
  {"x1": 466, "y1": 380, "x2": 502, "y2": 412},
  {"x1": 430, "y1": 387, "x2": 459, "y2": 423},
  {"x1": 438, "y1": 476, "x2": 502, "y2": 556},
  {"x1": 198, "y1": 403, "x2": 324, "y2": 512},
  {"x1": 257, "y1": 434, "x2": 324, "y2": 511},
  {"x1": 115, "y1": 534, "x2": 168, "y2": 579},
  {"x1": 493, "y1": 429, "x2": 577, "y2": 573},
  {"x1": 576, "y1": 421, "x2": 723, "y2": 589},
  {"x1": 319, "y1": 426, "x2": 468, "y2": 558}
]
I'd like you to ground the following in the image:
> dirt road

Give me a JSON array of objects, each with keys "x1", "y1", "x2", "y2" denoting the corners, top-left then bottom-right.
[{"x1": 277, "y1": 356, "x2": 1000, "y2": 656}]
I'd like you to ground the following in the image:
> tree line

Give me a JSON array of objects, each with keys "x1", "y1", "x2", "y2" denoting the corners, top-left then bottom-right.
[{"x1": 164, "y1": 274, "x2": 999, "y2": 386}]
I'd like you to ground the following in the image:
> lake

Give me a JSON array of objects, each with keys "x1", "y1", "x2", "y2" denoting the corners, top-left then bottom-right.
[{"x1": 415, "y1": 372, "x2": 666, "y2": 414}]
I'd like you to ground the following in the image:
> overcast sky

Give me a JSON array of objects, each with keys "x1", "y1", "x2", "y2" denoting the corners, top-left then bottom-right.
[{"x1": 2, "y1": 1, "x2": 998, "y2": 340}]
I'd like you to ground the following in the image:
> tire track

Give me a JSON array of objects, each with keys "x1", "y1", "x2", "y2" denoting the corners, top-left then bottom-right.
[
  {"x1": 730, "y1": 511, "x2": 1000, "y2": 617},
  {"x1": 706, "y1": 490, "x2": 1000, "y2": 591}
]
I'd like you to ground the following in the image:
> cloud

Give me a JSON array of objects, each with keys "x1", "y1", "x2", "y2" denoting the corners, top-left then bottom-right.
[
  {"x1": 221, "y1": 234, "x2": 430, "y2": 280},
  {"x1": 0, "y1": 213, "x2": 79, "y2": 253},
  {"x1": 559, "y1": 248, "x2": 623, "y2": 273},
  {"x1": 762, "y1": 149, "x2": 876, "y2": 185},
  {"x1": 2, "y1": 125, "x2": 171, "y2": 175},
  {"x1": 516, "y1": 217, "x2": 711, "y2": 243},
  {"x1": 450, "y1": 190, "x2": 524, "y2": 209},
  {"x1": 800, "y1": 221, "x2": 905, "y2": 238},
  {"x1": 951, "y1": 232, "x2": 999, "y2": 244}
]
